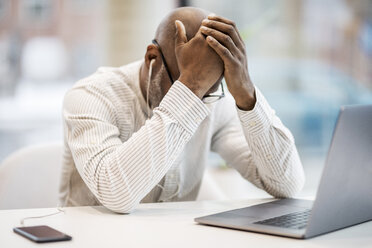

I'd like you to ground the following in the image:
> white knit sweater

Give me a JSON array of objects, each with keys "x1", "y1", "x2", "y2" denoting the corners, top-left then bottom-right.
[{"x1": 59, "y1": 60, "x2": 305, "y2": 213}]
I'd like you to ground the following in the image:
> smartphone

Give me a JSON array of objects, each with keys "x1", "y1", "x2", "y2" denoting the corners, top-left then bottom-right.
[{"x1": 13, "y1": 225, "x2": 72, "y2": 243}]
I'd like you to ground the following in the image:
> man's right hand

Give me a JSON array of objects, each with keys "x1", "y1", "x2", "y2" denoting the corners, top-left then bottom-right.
[{"x1": 174, "y1": 20, "x2": 224, "y2": 99}]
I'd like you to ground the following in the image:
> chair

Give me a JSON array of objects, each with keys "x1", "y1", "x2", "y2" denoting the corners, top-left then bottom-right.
[{"x1": 0, "y1": 142, "x2": 63, "y2": 210}]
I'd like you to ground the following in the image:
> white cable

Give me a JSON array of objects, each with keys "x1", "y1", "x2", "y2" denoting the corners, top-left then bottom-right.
[
  {"x1": 20, "y1": 207, "x2": 65, "y2": 226},
  {"x1": 156, "y1": 183, "x2": 181, "y2": 201},
  {"x1": 146, "y1": 59, "x2": 155, "y2": 119}
]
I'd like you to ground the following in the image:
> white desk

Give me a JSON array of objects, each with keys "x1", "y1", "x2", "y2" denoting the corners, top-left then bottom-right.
[{"x1": 1, "y1": 199, "x2": 372, "y2": 248}]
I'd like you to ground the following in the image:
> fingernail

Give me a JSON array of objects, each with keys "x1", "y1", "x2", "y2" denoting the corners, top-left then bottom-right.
[
  {"x1": 202, "y1": 19, "x2": 209, "y2": 25},
  {"x1": 208, "y1": 13, "x2": 216, "y2": 18}
]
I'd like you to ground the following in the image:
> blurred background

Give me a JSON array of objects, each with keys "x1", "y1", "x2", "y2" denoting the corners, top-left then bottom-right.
[{"x1": 1, "y1": 0, "x2": 372, "y2": 199}]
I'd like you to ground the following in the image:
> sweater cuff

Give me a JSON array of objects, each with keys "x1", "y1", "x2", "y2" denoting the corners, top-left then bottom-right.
[
  {"x1": 237, "y1": 87, "x2": 273, "y2": 136},
  {"x1": 158, "y1": 80, "x2": 210, "y2": 134}
]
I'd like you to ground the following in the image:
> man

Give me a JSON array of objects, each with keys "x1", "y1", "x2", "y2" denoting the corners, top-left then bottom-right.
[{"x1": 60, "y1": 7, "x2": 305, "y2": 213}]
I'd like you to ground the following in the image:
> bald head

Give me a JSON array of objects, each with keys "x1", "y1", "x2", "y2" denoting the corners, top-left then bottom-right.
[
  {"x1": 154, "y1": 7, "x2": 212, "y2": 79},
  {"x1": 155, "y1": 7, "x2": 209, "y2": 43},
  {"x1": 140, "y1": 7, "x2": 224, "y2": 110}
]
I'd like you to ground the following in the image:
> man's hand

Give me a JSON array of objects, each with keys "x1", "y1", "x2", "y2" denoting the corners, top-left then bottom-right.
[
  {"x1": 175, "y1": 20, "x2": 224, "y2": 99},
  {"x1": 201, "y1": 15, "x2": 256, "y2": 110}
]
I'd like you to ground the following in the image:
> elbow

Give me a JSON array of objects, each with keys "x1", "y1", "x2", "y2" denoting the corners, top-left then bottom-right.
[
  {"x1": 278, "y1": 178, "x2": 305, "y2": 198},
  {"x1": 99, "y1": 194, "x2": 140, "y2": 214},
  {"x1": 93, "y1": 181, "x2": 141, "y2": 214},
  {"x1": 273, "y1": 149, "x2": 306, "y2": 198},
  {"x1": 268, "y1": 171, "x2": 306, "y2": 199},
  {"x1": 84, "y1": 171, "x2": 140, "y2": 214},
  {"x1": 83, "y1": 161, "x2": 141, "y2": 214},
  {"x1": 286, "y1": 159, "x2": 306, "y2": 197}
]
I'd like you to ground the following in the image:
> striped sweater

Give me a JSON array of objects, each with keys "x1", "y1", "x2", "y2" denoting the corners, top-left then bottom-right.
[{"x1": 59, "y1": 60, "x2": 305, "y2": 213}]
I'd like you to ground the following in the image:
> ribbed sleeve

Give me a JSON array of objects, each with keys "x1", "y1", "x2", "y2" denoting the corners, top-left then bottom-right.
[
  {"x1": 240, "y1": 88, "x2": 304, "y2": 197},
  {"x1": 159, "y1": 81, "x2": 210, "y2": 134},
  {"x1": 64, "y1": 81, "x2": 209, "y2": 213}
]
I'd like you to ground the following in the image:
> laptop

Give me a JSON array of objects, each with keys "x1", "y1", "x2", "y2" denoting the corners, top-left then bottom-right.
[{"x1": 195, "y1": 104, "x2": 372, "y2": 239}]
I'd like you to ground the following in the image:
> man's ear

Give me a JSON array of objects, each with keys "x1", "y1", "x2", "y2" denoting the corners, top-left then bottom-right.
[{"x1": 144, "y1": 44, "x2": 161, "y2": 70}]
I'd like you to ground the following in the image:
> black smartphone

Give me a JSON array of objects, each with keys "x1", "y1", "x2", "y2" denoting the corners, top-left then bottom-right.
[{"x1": 13, "y1": 225, "x2": 72, "y2": 243}]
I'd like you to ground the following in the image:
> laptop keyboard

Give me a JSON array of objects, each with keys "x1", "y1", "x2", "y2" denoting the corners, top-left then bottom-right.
[{"x1": 254, "y1": 209, "x2": 311, "y2": 229}]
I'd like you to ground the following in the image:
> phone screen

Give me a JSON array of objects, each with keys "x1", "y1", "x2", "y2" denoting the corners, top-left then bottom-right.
[{"x1": 13, "y1": 225, "x2": 72, "y2": 243}]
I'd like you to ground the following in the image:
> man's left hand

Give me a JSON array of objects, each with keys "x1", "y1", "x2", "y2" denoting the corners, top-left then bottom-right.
[{"x1": 201, "y1": 14, "x2": 256, "y2": 111}]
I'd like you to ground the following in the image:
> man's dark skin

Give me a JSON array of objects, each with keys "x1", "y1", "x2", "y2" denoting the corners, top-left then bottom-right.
[{"x1": 139, "y1": 7, "x2": 256, "y2": 113}]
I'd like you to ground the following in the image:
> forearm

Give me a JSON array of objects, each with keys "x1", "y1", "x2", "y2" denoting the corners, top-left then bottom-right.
[
  {"x1": 67, "y1": 81, "x2": 209, "y2": 213},
  {"x1": 81, "y1": 111, "x2": 190, "y2": 213},
  {"x1": 238, "y1": 88, "x2": 305, "y2": 197}
]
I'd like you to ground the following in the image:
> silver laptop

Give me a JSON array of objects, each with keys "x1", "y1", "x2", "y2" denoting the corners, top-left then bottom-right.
[{"x1": 195, "y1": 105, "x2": 372, "y2": 239}]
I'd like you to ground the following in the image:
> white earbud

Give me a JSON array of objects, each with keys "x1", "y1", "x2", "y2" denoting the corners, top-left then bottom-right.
[{"x1": 146, "y1": 59, "x2": 155, "y2": 118}]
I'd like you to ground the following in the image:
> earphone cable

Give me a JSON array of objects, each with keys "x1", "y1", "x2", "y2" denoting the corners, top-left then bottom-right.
[{"x1": 20, "y1": 207, "x2": 65, "y2": 226}]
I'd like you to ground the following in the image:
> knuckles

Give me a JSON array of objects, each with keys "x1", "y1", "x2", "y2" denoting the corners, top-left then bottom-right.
[
  {"x1": 221, "y1": 47, "x2": 231, "y2": 58},
  {"x1": 223, "y1": 35, "x2": 233, "y2": 45},
  {"x1": 226, "y1": 25, "x2": 234, "y2": 34}
]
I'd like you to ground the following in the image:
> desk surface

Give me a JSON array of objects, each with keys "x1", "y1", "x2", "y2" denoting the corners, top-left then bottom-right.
[{"x1": 1, "y1": 199, "x2": 372, "y2": 248}]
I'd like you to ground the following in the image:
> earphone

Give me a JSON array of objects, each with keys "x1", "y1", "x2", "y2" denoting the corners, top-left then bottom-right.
[{"x1": 146, "y1": 59, "x2": 155, "y2": 118}]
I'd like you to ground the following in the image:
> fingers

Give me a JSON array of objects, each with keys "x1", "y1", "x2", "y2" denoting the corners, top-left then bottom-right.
[
  {"x1": 206, "y1": 35, "x2": 234, "y2": 63},
  {"x1": 207, "y1": 14, "x2": 244, "y2": 44},
  {"x1": 201, "y1": 26, "x2": 240, "y2": 57},
  {"x1": 208, "y1": 14, "x2": 235, "y2": 26},
  {"x1": 175, "y1": 20, "x2": 187, "y2": 47},
  {"x1": 201, "y1": 19, "x2": 244, "y2": 52}
]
